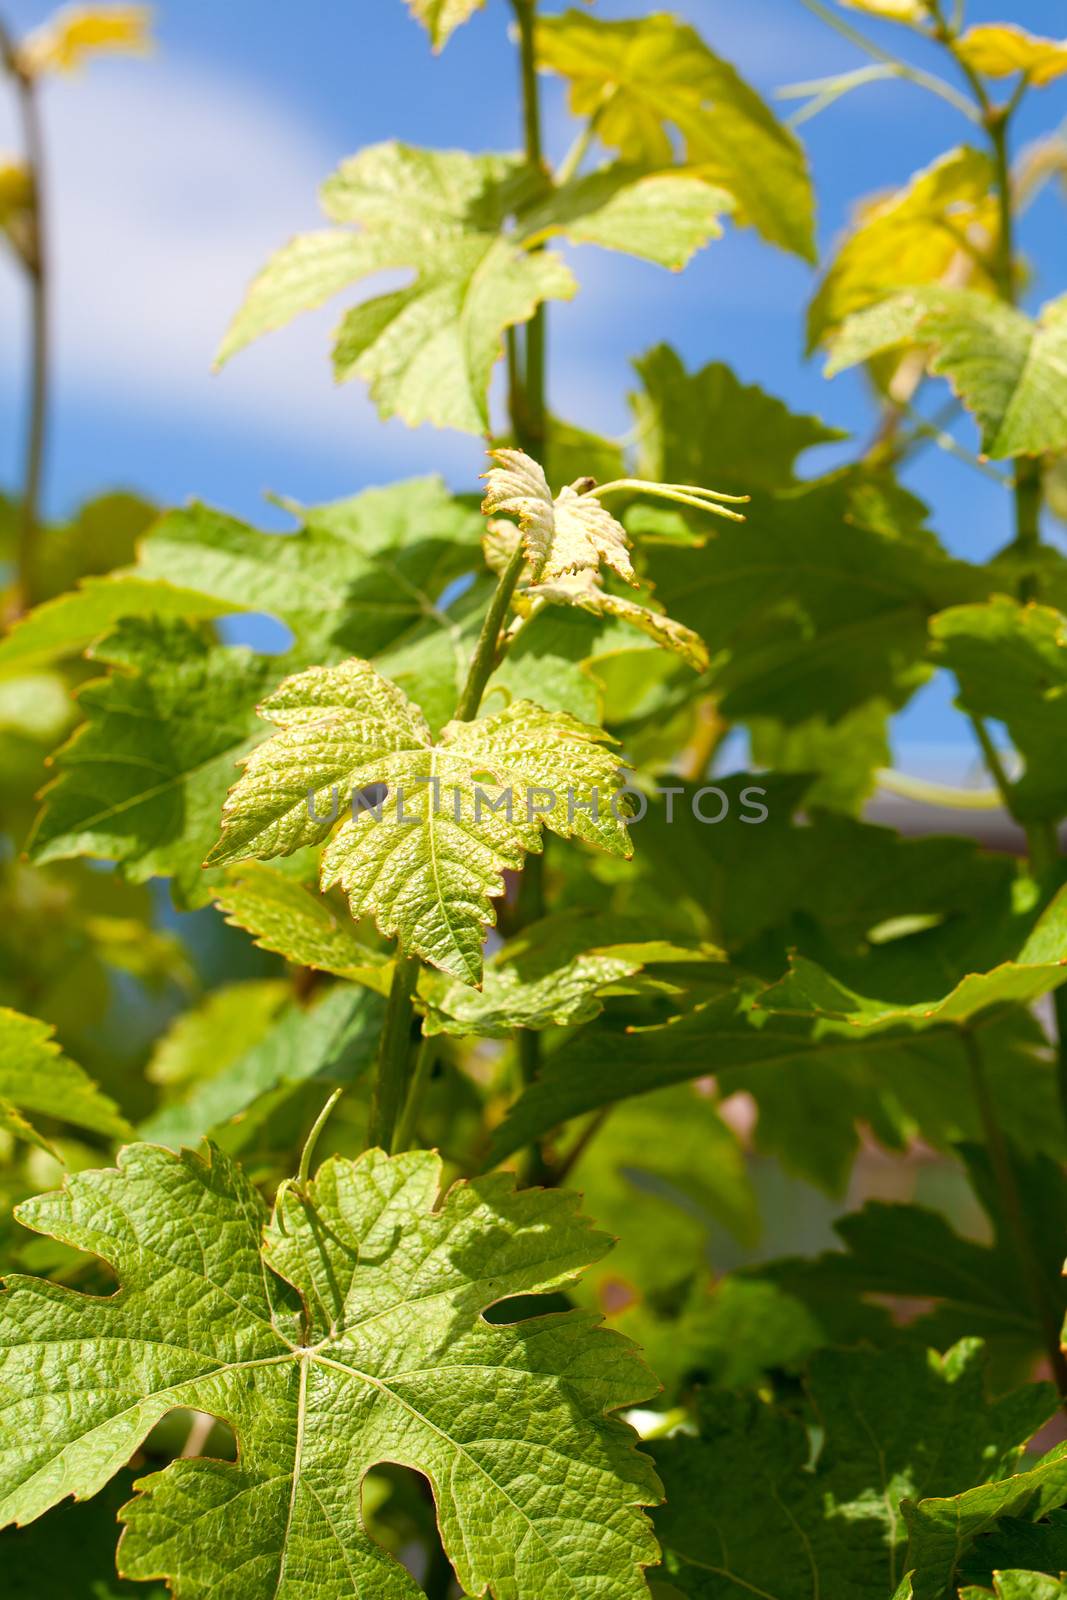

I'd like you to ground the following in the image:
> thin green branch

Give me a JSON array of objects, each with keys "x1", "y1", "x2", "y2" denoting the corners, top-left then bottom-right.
[
  {"x1": 796, "y1": 0, "x2": 980, "y2": 121},
  {"x1": 454, "y1": 539, "x2": 529, "y2": 720},
  {"x1": 590, "y1": 479, "x2": 749, "y2": 520},
  {"x1": 298, "y1": 1087, "x2": 344, "y2": 1187},
  {"x1": 875, "y1": 766, "x2": 1002, "y2": 811},
  {"x1": 962, "y1": 1026, "x2": 1067, "y2": 1400},
  {"x1": 392, "y1": 1037, "x2": 439, "y2": 1154},
  {"x1": 510, "y1": 0, "x2": 547, "y2": 457},
  {"x1": 1, "y1": 15, "x2": 50, "y2": 618},
  {"x1": 367, "y1": 956, "x2": 421, "y2": 1152}
]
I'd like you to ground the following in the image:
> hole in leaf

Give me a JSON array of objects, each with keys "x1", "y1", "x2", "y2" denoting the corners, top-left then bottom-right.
[
  {"x1": 361, "y1": 1462, "x2": 459, "y2": 1594},
  {"x1": 482, "y1": 1289, "x2": 573, "y2": 1324}
]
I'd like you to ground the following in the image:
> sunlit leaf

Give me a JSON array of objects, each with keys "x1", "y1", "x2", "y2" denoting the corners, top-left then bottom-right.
[
  {"x1": 933, "y1": 597, "x2": 1067, "y2": 821},
  {"x1": 0, "y1": 1143, "x2": 661, "y2": 1597},
  {"x1": 0, "y1": 1005, "x2": 130, "y2": 1151},
  {"x1": 808, "y1": 146, "x2": 997, "y2": 349},
  {"x1": 218, "y1": 144, "x2": 576, "y2": 433},
  {"x1": 216, "y1": 864, "x2": 392, "y2": 992},
  {"x1": 827, "y1": 287, "x2": 1067, "y2": 458},
  {"x1": 420, "y1": 910, "x2": 721, "y2": 1036},
  {"x1": 405, "y1": 0, "x2": 484, "y2": 51},
  {"x1": 17, "y1": 4, "x2": 151, "y2": 76},
  {"x1": 957, "y1": 24, "x2": 1067, "y2": 87},
  {"x1": 28, "y1": 618, "x2": 278, "y2": 907},
  {"x1": 534, "y1": 9, "x2": 816, "y2": 259},
  {"x1": 206, "y1": 658, "x2": 631, "y2": 983}
]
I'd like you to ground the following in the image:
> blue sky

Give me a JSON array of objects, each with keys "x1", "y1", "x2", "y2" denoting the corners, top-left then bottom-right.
[{"x1": 1, "y1": 0, "x2": 1065, "y2": 760}]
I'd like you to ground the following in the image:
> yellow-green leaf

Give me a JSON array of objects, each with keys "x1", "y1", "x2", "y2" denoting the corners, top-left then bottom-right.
[
  {"x1": 534, "y1": 10, "x2": 816, "y2": 260},
  {"x1": 827, "y1": 287, "x2": 1067, "y2": 458},
  {"x1": 17, "y1": 4, "x2": 151, "y2": 76},
  {"x1": 957, "y1": 24, "x2": 1067, "y2": 87},
  {"x1": 405, "y1": 0, "x2": 484, "y2": 50},
  {"x1": 527, "y1": 569, "x2": 709, "y2": 671},
  {"x1": 808, "y1": 146, "x2": 997, "y2": 349},
  {"x1": 838, "y1": 0, "x2": 927, "y2": 19},
  {"x1": 206, "y1": 658, "x2": 632, "y2": 983},
  {"x1": 483, "y1": 448, "x2": 635, "y2": 583}
]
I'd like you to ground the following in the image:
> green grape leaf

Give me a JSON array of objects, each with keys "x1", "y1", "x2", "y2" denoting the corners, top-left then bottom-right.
[
  {"x1": 961, "y1": 1511, "x2": 1067, "y2": 1593},
  {"x1": 957, "y1": 24, "x2": 1067, "y2": 87},
  {"x1": 490, "y1": 992, "x2": 1059, "y2": 1193},
  {"x1": 653, "y1": 1340, "x2": 1058, "y2": 1600},
  {"x1": 0, "y1": 1005, "x2": 130, "y2": 1151},
  {"x1": 807, "y1": 146, "x2": 997, "y2": 349},
  {"x1": 534, "y1": 10, "x2": 816, "y2": 260},
  {"x1": 525, "y1": 570, "x2": 709, "y2": 671},
  {"x1": 28, "y1": 618, "x2": 279, "y2": 907},
  {"x1": 759, "y1": 879, "x2": 1067, "y2": 1026},
  {"x1": 405, "y1": 0, "x2": 484, "y2": 51},
  {"x1": 521, "y1": 165, "x2": 733, "y2": 269},
  {"x1": 643, "y1": 470, "x2": 985, "y2": 723},
  {"x1": 630, "y1": 344, "x2": 846, "y2": 494},
  {"x1": 218, "y1": 143, "x2": 576, "y2": 433},
  {"x1": 933, "y1": 597, "x2": 1067, "y2": 822},
  {"x1": 133, "y1": 483, "x2": 483, "y2": 659},
  {"x1": 0, "y1": 574, "x2": 232, "y2": 674},
  {"x1": 759, "y1": 1144, "x2": 1067, "y2": 1386},
  {"x1": 0, "y1": 1143, "x2": 661, "y2": 1598},
  {"x1": 145, "y1": 979, "x2": 290, "y2": 1090},
  {"x1": 419, "y1": 910, "x2": 721, "y2": 1037},
  {"x1": 632, "y1": 772, "x2": 1015, "y2": 960},
  {"x1": 216, "y1": 864, "x2": 392, "y2": 992},
  {"x1": 206, "y1": 658, "x2": 631, "y2": 984},
  {"x1": 961, "y1": 1576, "x2": 1067, "y2": 1600},
  {"x1": 139, "y1": 984, "x2": 384, "y2": 1149},
  {"x1": 747, "y1": 699, "x2": 892, "y2": 814},
  {"x1": 906, "y1": 1444, "x2": 1067, "y2": 1600},
  {"x1": 826, "y1": 287, "x2": 1067, "y2": 458}
]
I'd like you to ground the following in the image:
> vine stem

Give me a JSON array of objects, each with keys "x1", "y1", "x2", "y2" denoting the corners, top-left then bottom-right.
[
  {"x1": 369, "y1": 539, "x2": 536, "y2": 1154},
  {"x1": 369, "y1": 0, "x2": 553, "y2": 1161},
  {"x1": 506, "y1": 0, "x2": 554, "y2": 1180},
  {"x1": 1, "y1": 17, "x2": 49, "y2": 618},
  {"x1": 509, "y1": 0, "x2": 546, "y2": 459},
  {"x1": 392, "y1": 1038, "x2": 438, "y2": 1154},
  {"x1": 934, "y1": 26, "x2": 1067, "y2": 1106},
  {"x1": 962, "y1": 1027, "x2": 1067, "y2": 1398},
  {"x1": 982, "y1": 98, "x2": 1059, "y2": 879},
  {"x1": 795, "y1": 0, "x2": 979, "y2": 122},
  {"x1": 367, "y1": 955, "x2": 421, "y2": 1152}
]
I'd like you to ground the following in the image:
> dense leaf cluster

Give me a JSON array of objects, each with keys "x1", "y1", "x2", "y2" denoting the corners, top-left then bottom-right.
[{"x1": 2, "y1": 2, "x2": 1067, "y2": 1597}]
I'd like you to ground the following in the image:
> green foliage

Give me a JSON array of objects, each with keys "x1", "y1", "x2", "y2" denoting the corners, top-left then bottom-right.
[
  {"x1": 759, "y1": 1144, "x2": 1067, "y2": 1385},
  {"x1": 406, "y1": 0, "x2": 484, "y2": 51},
  {"x1": 0, "y1": 1143, "x2": 660, "y2": 1596},
  {"x1": 827, "y1": 288, "x2": 1067, "y2": 458},
  {"x1": 643, "y1": 468, "x2": 985, "y2": 723},
  {"x1": 29, "y1": 617, "x2": 278, "y2": 906},
  {"x1": 5, "y1": 1, "x2": 1067, "y2": 1595},
  {"x1": 653, "y1": 1341, "x2": 1061, "y2": 1600},
  {"x1": 206, "y1": 657, "x2": 631, "y2": 982},
  {"x1": 0, "y1": 1006, "x2": 130, "y2": 1153},
  {"x1": 533, "y1": 9, "x2": 816, "y2": 259},
  {"x1": 933, "y1": 598, "x2": 1067, "y2": 822},
  {"x1": 807, "y1": 146, "x2": 997, "y2": 349}
]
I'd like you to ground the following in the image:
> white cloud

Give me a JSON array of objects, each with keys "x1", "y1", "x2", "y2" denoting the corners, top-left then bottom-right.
[{"x1": 0, "y1": 55, "x2": 479, "y2": 478}]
